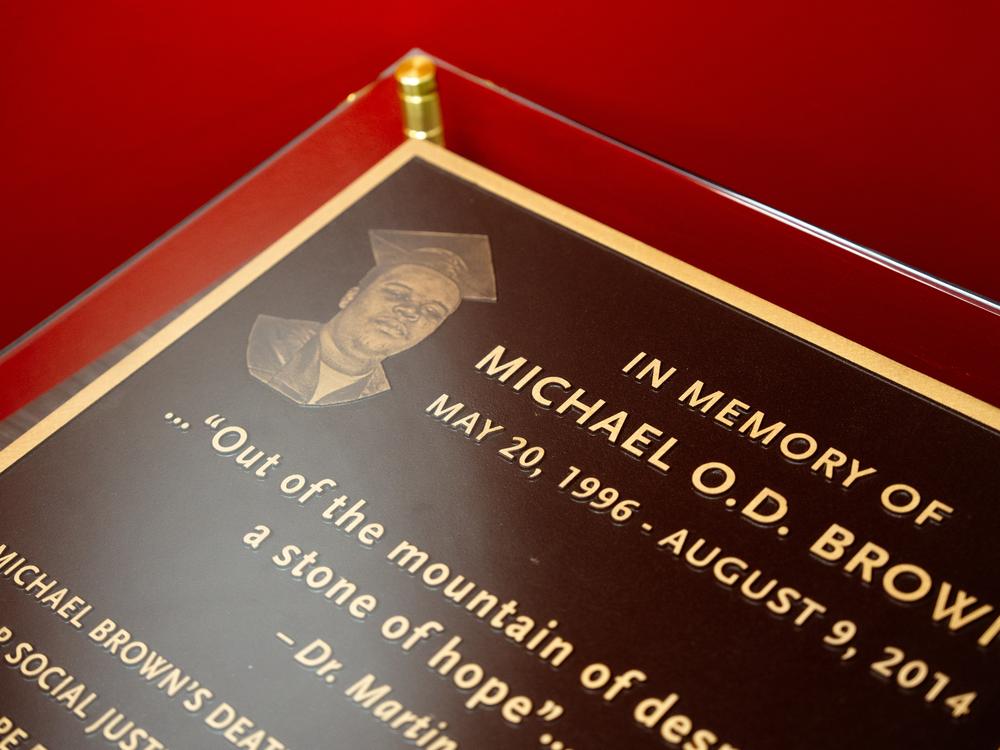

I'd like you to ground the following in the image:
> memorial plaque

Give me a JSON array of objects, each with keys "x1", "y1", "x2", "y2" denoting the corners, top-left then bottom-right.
[{"x1": 1, "y1": 142, "x2": 997, "y2": 749}]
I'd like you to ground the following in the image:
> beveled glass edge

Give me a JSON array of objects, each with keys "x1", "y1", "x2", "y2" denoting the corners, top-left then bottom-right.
[
  {"x1": 0, "y1": 76, "x2": 388, "y2": 362},
  {"x1": 5, "y1": 48, "x2": 995, "y2": 368},
  {"x1": 423, "y1": 52, "x2": 999, "y2": 315}
]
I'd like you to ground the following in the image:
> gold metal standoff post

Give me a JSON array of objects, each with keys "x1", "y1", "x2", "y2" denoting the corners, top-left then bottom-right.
[{"x1": 395, "y1": 54, "x2": 444, "y2": 146}]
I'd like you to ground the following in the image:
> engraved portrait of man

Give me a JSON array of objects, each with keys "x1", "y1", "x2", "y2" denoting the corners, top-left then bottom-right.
[{"x1": 247, "y1": 230, "x2": 497, "y2": 406}]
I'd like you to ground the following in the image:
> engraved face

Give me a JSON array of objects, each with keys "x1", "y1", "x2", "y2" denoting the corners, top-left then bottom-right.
[{"x1": 324, "y1": 263, "x2": 462, "y2": 364}]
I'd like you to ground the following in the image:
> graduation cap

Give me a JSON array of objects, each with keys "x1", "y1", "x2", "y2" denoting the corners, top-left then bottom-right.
[{"x1": 369, "y1": 229, "x2": 497, "y2": 302}]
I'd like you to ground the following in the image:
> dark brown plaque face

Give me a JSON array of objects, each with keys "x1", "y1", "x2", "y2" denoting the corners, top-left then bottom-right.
[{"x1": 1, "y1": 143, "x2": 997, "y2": 750}]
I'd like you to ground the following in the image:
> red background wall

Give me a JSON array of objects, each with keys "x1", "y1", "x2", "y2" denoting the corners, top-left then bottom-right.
[{"x1": 2, "y1": 1, "x2": 997, "y2": 351}]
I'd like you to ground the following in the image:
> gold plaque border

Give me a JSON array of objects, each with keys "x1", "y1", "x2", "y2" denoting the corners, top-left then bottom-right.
[{"x1": 1, "y1": 140, "x2": 997, "y2": 473}]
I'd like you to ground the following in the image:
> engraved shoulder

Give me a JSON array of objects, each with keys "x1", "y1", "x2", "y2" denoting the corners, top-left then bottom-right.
[{"x1": 246, "y1": 315, "x2": 320, "y2": 378}]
